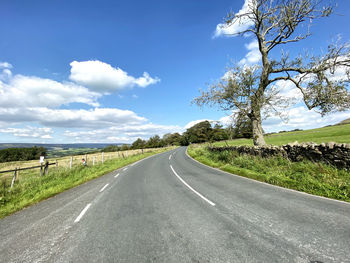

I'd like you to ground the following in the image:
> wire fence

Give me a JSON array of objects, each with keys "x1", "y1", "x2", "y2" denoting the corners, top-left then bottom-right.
[{"x1": 0, "y1": 148, "x2": 152, "y2": 188}]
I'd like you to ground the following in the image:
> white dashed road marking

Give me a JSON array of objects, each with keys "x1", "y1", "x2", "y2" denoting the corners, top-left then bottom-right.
[
  {"x1": 74, "y1": 203, "x2": 91, "y2": 223},
  {"x1": 99, "y1": 183, "x2": 109, "y2": 193}
]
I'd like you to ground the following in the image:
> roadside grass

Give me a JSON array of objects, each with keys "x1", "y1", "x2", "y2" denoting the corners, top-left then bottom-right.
[
  {"x1": 213, "y1": 123, "x2": 350, "y2": 147},
  {"x1": 0, "y1": 148, "x2": 173, "y2": 219},
  {"x1": 188, "y1": 145, "x2": 350, "y2": 202}
]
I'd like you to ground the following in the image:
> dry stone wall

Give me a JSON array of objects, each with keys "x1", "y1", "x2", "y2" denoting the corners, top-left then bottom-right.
[{"x1": 208, "y1": 142, "x2": 350, "y2": 170}]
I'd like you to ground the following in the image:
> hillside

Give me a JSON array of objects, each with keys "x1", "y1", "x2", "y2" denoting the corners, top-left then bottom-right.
[
  {"x1": 213, "y1": 123, "x2": 350, "y2": 147},
  {"x1": 337, "y1": 118, "x2": 350, "y2": 125}
]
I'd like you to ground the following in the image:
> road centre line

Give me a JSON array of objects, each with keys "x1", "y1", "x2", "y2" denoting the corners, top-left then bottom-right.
[
  {"x1": 169, "y1": 155, "x2": 172, "y2": 160},
  {"x1": 99, "y1": 183, "x2": 109, "y2": 193},
  {"x1": 123, "y1": 167, "x2": 128, "y2": 171},
  {"x1": 114, "y1": 173, "x2": 120, "y2": 178},
  {"x1": 170, "y1": 165, "x2": 216, "y2": 206},
  {"x1": 74, "y1": 203, "x2": 91, "y2": 223}
]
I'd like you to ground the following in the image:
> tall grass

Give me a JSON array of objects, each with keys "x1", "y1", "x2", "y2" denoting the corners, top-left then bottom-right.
[
  {"x1": 188, "y1": 145, "x2": 350, "y2": 202},
  {"x1": 0, "y1": 148, "x2": 172, "y2": 218}
]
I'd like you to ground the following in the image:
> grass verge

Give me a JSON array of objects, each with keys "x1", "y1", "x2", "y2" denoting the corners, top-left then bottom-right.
[
  {"x1": 0, "y1": 147, "x2": 173, "y2": 219},
  {"x1": 188, "y1": 145, "x2": 350, "y2": 202}
]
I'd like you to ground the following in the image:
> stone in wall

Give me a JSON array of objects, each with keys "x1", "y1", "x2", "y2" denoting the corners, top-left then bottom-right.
[{"x1": 208, "y1": 142, "x2": 350, "y2": 170}]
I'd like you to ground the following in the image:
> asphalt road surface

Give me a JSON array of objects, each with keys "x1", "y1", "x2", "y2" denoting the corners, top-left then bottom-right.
[{"x1": 0, "y1": 147, "x2": 349, "y2": 263}]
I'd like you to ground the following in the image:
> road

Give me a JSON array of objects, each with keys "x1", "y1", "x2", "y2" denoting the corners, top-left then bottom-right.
[{"x1": 0, "y1": 147, "x2": 349, "y2": 262}]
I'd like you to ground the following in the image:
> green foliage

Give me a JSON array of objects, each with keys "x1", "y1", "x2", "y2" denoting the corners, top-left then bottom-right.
[
  {"x1": 131, "y1": 138, "x2": 146, "y2": 149},
  {"x1": 188, "y1": 145, "x2": 350, "y2": 202},
  {"x1": 211, "y1": 124, "x2": 229, "y2": 141},
  {"x1": 146, "y1": 135, "x2": 166, "y2": 148},
  {"x1": 162, "y1": 133, "x2": 182, "y2": 146},
  {"x1": 46, "y1": 147, "x2": 99, "y2": 158},
  {"x1": 103, "y1": 145, "x2": 122, "y2": 152},
  {"x1": 0, "y1": 147, "x2": 46, "y2": 163},
  {"x1": 232, "y1": 112, "x2": 253, "y2": 139},
  {"x1": 183, "y1": 121, "x2": 213, "y2": 143}
]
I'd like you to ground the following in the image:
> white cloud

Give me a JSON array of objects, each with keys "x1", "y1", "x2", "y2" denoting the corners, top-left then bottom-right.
[
  {"x1": 0, "y1": 62, "x2": 13, "y2": 81},
  {"x1": 0, "y1": 62, "x2": 12, "y2": 69},
  {"x1": 238, "y1": 39, "x2": 261, "y2": 66},
  {"x1": 262, "y1": 106, "x2": 350, "y2": 133},
  {"x1": 214, "y1": 0, "x2": 254, "y2": 38},
  {"x1": 0, "y1": 75, "x2": 101, "y2": 108},
  {"x1": 0, "y1": 107, "x2": 147, "y2": 128},
  {"x1": 0, "y1": 126, "x2": 53, "y2": 139},
  {"x1": 0, "y1": 62, "x2": 175, "y2": 143},
  {"x1": 64, "y1": 123, "x2": 182, "y2": 143},
  {"x1": 69, "y1": 60, "x2": 160, "y2": 93}
]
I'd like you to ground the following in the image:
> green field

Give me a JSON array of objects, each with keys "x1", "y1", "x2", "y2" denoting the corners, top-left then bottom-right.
[
  {"x1": 213, "y1": 123, "x2": 350, "y2": 147},
  {"x1": 188, "y1": 124, "x2": 350, "y2": 202},
  {"x1": 46, "y1": 147, "x2": 101, "y2": 158}
]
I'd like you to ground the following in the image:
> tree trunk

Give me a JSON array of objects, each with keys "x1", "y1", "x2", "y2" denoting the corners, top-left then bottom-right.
[{"x1": 251, "y1": 115, "x2": 266, "y2": 146}]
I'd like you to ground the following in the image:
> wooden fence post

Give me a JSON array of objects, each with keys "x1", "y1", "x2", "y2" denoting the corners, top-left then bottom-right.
[
  {"x1": 45, "y1": 161, "x2": 49, "y2": 175},
  {"x1": 10, "y1": 168, "x2": 17, "y2": 188},
  {"x1": 70, "y1": 156, "x2": 73, "y2": 169},
  {"x1": 56, "y1": 160, "x2": 58, "y2": 170},
  {"x1": 93, "y1": 156, "x2": 95, "y2": 166},
  {"x1": 85, "y1": 154, "x2": 88, "y2": 165}
]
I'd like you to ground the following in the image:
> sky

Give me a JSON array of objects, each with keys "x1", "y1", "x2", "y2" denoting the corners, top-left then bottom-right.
[{"x1": 0, "y1": 0, "x2": 349, "y2": 144}]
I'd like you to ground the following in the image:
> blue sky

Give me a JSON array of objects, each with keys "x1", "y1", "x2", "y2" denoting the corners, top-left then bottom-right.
[{"x1": 0, "y1": 0, "x2": 349, "y2": 143}]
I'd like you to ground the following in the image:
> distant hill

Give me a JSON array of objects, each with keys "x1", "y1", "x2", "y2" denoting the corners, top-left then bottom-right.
[
  {"x1": 337, "y1": 118, "x2": 350, "y2": 125},
  {"x1": 0, "y1": 143, "x2": 121, "y2": 150}
]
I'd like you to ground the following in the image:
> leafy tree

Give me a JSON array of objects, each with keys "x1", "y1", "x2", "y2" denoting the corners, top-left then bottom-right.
[
  {"x1": 103, "y1": 145, "x2": 121, "y2": 152},
  {"x1": 163, "y1": 133, "x2": 182, "y2": 146},
  {"x1": 194, "y1": 0, "x2": 350, "y2": 146},
  {"x1": 131, "y1": 138, "x2": 146, "y2": 149},
  {"x1": 120, "y1": 144, "x2": 130, "y2": 151},
  {"x1": 183, "y1": 121, "x2": 213, "y2": 143},
  {"x1": 0, "y1": 146, "x2": 46, "y2": 163},
  {"x1": 232, "y1": 111, "x2": 253, "y2": 139},
  {"x1": 211, "y1": 124, "x2": 229, "y2": 141},
  {"x1": 146, "y1": 135, "x2": 163, "y2": 148}
]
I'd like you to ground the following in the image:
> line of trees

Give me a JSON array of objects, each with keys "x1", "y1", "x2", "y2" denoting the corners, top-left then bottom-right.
[
  {"x1": 0, "y1": 146, "x2": 46, "y2": 163},
  {"x1": 103, "y1": 119, "x2": 252, "y2": 152}
]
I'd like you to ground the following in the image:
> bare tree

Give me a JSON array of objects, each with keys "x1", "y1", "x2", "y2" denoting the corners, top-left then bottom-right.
[{"x1": 194, "y1": 0, "x2": 350, "y2": 146}]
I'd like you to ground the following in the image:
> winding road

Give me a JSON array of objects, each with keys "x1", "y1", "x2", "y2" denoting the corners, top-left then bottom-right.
[{"x1": 0, "y1": 147, "x2": 349, "y2": 262}]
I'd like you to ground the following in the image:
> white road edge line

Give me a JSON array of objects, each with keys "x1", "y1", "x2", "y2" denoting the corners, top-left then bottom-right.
[
  {"x1": 114, "y1": 173, "x2": 120, "y2": 178},
  {"x1": 99, "y1": 183, "x2": 109, "y2": 193},
  {"x1": 170, "y1": 165, "x2": 215, "y2": 206},
  {"x1": 123, "y1": 167, "x2": 128, "y2": 171},
  {"x1": 74, "y1": 203, "x2": 91, "y2": 223}
]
